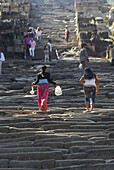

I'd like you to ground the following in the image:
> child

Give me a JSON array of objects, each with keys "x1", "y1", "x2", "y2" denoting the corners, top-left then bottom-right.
[
  {"x1": 29, "y1": 38, "x2": 36, "y2": 57},
  {"x1": 44, "y1": 43, "x2": 50, "y2": 62}
]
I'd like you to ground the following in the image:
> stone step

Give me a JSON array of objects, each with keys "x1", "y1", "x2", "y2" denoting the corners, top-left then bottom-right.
[
  {"x1": 8, "y1": 159, "x2": 107, "y2": 169},
  {"x1": 0, "y1": 151, "x2": 63, "y2": 161},
  {"x1": 0, "y1": 147, "x2": 52, "y2": 154},
  {"x1": 51, "y1": 163, "x2": 114, "y2": 170},
  {"x1": 87, "y1": 148, "x2": 114, "y2": 159}
]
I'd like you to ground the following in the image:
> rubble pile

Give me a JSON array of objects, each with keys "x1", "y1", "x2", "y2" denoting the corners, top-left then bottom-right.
[
  {"x1": 0, "y1": 0, "x2": 30, "y2": 57},
  {"x1": 75, "y1": 0, "x2": 114, "y2": 61}
]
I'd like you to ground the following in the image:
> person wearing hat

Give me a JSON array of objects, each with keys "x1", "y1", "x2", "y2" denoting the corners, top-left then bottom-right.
[
  {"x1": 0, "y1": 48, "x2": 5, "y2": 75},
  {"x1": 32, "y1": 65, "x2": 58, "y2": 111}
]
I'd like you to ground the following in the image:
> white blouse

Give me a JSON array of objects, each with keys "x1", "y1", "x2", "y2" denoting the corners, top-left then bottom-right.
[
  {"x1": 84, "y1": 78, "x2": 96, "y2": 87},
  {"x1": 0, "y1": 52, "x2": 5, "y2": 62}
]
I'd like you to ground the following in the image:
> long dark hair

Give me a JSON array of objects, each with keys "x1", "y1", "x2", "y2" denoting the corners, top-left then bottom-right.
[
  {"x1": 84, "y1": 68, "x2": 96, "y2": 80},
  {"x1": 41, "y1": 65, "x2": 47, "y2": 77}
]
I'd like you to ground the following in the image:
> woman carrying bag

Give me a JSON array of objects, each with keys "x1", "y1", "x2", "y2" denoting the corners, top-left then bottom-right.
[
  {"x1": 80, "y1": 68, "x2": 99, "y2": 112},
  {"x1": 32, "y1": 65, "x2": 59, "y2": 111}
]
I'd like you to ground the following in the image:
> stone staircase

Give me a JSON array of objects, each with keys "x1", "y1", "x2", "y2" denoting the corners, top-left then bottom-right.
[
  {"x1": 0, "y1": 55, "x2": 114, "y2": 169},
  {"x1": 0, "y1": 0, "x2": 114, "y2": 169}
]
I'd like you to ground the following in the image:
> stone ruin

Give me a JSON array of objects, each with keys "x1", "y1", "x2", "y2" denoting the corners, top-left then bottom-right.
[
  {"x1": 0, "y1": 0, "x2": 30, "y2": 57},
  {"x1": 74, "y1": 0, "x2": 114, "y2": 62}
]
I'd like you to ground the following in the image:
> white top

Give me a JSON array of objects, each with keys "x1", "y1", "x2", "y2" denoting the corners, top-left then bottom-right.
[
  {"x1": 37, "y1": 30, "x2": 42, "y2": 37},
  {"x1": 47, "y1": 42, "x2": 52, "y2": 52},
  {"x1": 84, "y1": 78, "x2": 96, "y2": 87},
  {"x1": 0, "y1": 52, "x2": 5, "y2": 62},
  {"x1": 30, "y1": 41, "x2": 36, "y2": 48}
]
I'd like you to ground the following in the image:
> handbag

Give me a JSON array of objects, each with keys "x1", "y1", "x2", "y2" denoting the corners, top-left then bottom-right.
[
  {"x1": 79, "y1": 63, "x2": 82, "y2": 70},
  {"x1": 30, "y1": 86, "x2": 34, "y2": 95},
  {"x1": 55, "y1": 86, "x2": 62, "y2": 96}
]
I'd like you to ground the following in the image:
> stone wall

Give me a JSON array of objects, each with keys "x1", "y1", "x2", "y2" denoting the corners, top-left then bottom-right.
[
  {"x1": 0, "y1": 0, "x2": 30, "y2": 57},
  {"x1": 74, "y1": 0, "x2": 113, "y2": 57}
]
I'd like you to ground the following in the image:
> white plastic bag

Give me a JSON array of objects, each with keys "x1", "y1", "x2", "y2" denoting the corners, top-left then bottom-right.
[
  {"x1": 30, "y1": 86, "x2": 34, "y2": 95},
  {"x1": 79, "y1": 63, "x2": 82, "y2": 70},
  {"x1": 55, "y1": 86, "x2": 62, "y2": 96}
]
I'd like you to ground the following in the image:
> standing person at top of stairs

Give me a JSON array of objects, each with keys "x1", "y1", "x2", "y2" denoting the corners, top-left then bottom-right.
[
  {"x1": 36, "y1": 27, "x2": 42, "y2": 45},
  {"x1": 0, "y1": 48, "x2": 5, "y2": 75},
  {"x1": 29, "y1": 38, "x2": 36, "y2": 57},
  {"x1": 32, "y1": 65, "x2": 58, "y2": 111},
  {"x1": 47, "y1": 39, "x2": 52, "y2": 62},
  {"x1": 80, "y1": 68, "x2": 99, "y2": 112},
  {"x1": 80, "y1": 43, "x2": 89, "y2": 71},
  {"x1": 65, "y1": 26, "x2": 70, "y2": 44}
]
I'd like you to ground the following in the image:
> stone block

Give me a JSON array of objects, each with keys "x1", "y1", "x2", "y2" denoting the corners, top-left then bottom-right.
[
  {"x1": 64, "y1": 153, "x2": 87, "y2": 159},
  {"x1": 55, "y1": 159, "x2": 105, "y2": 168},
  {"x1": 69, "y1": 146, "x2": 86, "y2": 153},
  {"x1": 0, "y1": 151, "x2": 63, "y2": 160},
  {"x1": 108, "y1": 133, "x2": 114, "y2": 139},
  {"x1": 0, "y1": 147, "x2": 52, "y2": 154},
  {"x1": 87, "y1": 148, "x2": 114, "y2": 159},
  {"x1": 9, "y1": 160, "x2": 41, "y2": 169},
  {"x1": 35, "y1": 142, "x2": 64, "y2": 149},
  {"x1": 41, "y1": 159, "x2": 55, "y2": 169},
  {"x1": 107, "y1": 92, "x2": 114, "y2": 99},
  {"x1": 7, "y1": 46, "x2": 14, "y2": 52},
  {"x1": 0, "y1": 159, "x2": 9, "y2": 168},
  {"x1": 42, "y1": 124, "x2": 70, "y2": 131}
]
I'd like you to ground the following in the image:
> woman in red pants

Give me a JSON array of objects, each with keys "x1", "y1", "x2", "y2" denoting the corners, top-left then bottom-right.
[{"x1": 32, "y1": 65, "x2": 58, "y2": 111}]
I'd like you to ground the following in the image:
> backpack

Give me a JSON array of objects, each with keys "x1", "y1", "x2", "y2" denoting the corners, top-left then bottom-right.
[
  {"x1": 67, "y1": 29, "x2": 70, "y2": 35},
  {"x1": 44, "y1": 44, "x2": 50, "y2": 54}
]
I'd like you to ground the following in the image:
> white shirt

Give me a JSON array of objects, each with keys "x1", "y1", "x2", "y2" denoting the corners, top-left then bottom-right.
[
  {"x1": 0, "y1": 52, "x2": 5, "y2": 62},
  {"x1": 37, "y1": 31, "x2": 42, "y2": 37},
  {"x1": 84, "y1": 78, "x2": 96, "y2": 87},
  {"x1": 47, "y1": 42, "x2": 52, "y2": 52}
]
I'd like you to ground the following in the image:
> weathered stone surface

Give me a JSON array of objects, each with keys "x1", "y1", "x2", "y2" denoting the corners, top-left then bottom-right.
[
  {"x1": 87, "y1": 148, "x2": 114, "y2": 159},
  {"x1": 55, "y1": 159, "x2": 105, "y2": 168},
  {"x1": 0, "y1": 151, "x2": 63, "y2": 160},
  {"x1": 51, "y1": 163, "x2": 114, "y2": 170},
  {"x1": 0, "y1": 159, "x2": 9, "y2": 168},
  {"x1": 41, "y1": 159, "x2": 55, "y2": 169},
  {"x1": 9, "y1": 160, "x2": 41, "y2": 169}
]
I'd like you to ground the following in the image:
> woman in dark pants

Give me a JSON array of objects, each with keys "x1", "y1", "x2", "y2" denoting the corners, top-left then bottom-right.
[
  {"x1": 32, "y1": 65, "x2": 58, "y2": 111},
  {"x1": 80, "y1": 68, "x2": 99, "y2": 112}
]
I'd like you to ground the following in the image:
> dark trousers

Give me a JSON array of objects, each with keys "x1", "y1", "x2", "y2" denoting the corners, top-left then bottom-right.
[{"x1": 49, "y1": 52, "x2": 52, "y2": 61}]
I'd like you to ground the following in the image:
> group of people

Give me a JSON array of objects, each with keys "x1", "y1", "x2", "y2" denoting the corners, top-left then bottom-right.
[
  {"x1": 79, "y1": 43, "x2": 99, "y2": 112},
  {"x1": 24, "y1": 27, "x2": 53, "y2": 62},
  {"x1": 24, "y1": 27, "x2": 42, "y2": 59},
  {"x1": 24, "y1": 26, "x2": 70, "y2": 61},
  {"x1": 0, "y1": 25, "x2": 99, "y2": 113},
  {"x1": 32, "y1": 43, "x2": 99, "y2": 113}
]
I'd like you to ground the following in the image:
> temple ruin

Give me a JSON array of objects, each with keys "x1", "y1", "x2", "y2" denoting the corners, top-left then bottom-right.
[
  {"x1": 74, "y1": 0, "x2": 114, "y2": 62},
  {"x1": 0, "y1": 0, "x2": 30, "y2": 57}
]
